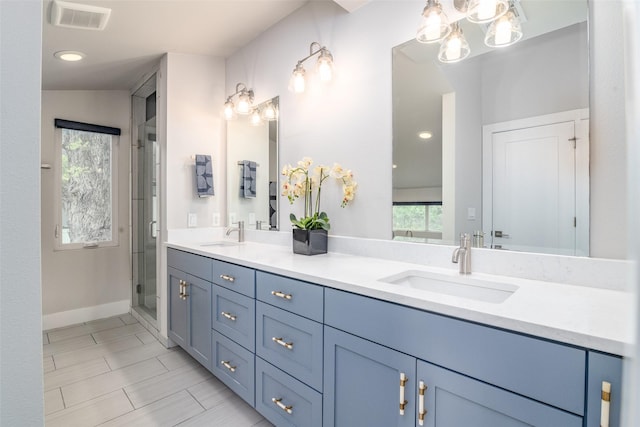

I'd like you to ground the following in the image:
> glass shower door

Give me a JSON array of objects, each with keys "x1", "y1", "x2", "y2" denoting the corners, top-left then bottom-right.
[{"x1": 135, "y1": 122, "x2": 158, "y2": 319}]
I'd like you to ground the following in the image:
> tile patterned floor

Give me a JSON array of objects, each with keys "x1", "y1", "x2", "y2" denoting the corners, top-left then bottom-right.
[{"x1": 43, "y1": 313, "x2": 273, "y2": 426}]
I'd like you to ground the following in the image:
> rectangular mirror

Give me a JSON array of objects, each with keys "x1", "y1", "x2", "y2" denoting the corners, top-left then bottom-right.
[
  {"x1": 392, "y1": 0, "x2": 588, "y2": 255},
  {"x1": 226, "y1": 96, "x2": 279, "y2": 230}
]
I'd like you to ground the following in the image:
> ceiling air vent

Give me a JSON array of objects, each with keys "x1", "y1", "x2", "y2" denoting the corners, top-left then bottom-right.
[{"x1": 51, "y1": 0, "x2": 111, "y2": 31}]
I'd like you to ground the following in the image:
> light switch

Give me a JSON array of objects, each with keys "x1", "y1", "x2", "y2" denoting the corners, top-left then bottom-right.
[
  {"x1": 187, "y1": 213, "x2": 197, "y2": 227},
  {"x1": 248, "y1": 212, "x2": 256, "y2": 224}
]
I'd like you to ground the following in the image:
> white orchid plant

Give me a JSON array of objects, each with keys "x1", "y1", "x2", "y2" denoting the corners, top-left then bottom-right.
[{"x1": 281, "y1": 157, "x2": 357, "y2": 231}]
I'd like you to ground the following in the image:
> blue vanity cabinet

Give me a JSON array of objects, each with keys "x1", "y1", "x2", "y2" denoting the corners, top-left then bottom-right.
[
  {"x1": 586, "y1": 351, "x2": 623, "y2": 427},
  {"x1": 323, "y1": 326, "x2": 416, "y2": 427},
  {"x1": 255, "y1": 271, "x2": 325, "y2": 425},
  {"x1": 324, "y1": 288, "x2": 587, "y2": 427},
  {"x1": 209, "y1": 261, "x2": 257, "y2": 407},
  {"x1": 167, "y1": 266, "x2": 188, "y2": 348},
  {"x1": 166, "y1": 249, "x2": 213, "y2": 370},
  {"x1": 416, "y1": 360, "x2": 582, "y2": 427}
]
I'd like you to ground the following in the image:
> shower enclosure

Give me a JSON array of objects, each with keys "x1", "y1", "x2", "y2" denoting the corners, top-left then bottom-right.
[{"x1": 131, "y1": 74, "x2": 158, "y2": 324}]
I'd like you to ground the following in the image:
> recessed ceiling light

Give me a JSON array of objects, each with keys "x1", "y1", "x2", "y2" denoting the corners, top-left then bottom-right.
[
  {"x1": 418, "y1": 131, "x2": 433, "y2": 140},
  {"x1": 54, "y1": 51, "x2": 85, "y2": 62}
]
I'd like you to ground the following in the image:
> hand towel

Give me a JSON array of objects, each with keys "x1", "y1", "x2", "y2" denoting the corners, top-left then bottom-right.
[
  {"x1": 239, "y1": 160, "x2": 257, "y2": 198},
  {"x1": 195, "y1": 154, "x2": 214, "y2": 197}
]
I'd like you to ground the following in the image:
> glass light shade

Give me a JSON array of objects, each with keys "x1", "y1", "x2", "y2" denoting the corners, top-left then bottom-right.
[
  {"x1": 466, "y1": 0, "x2": 508, "y2": 23},
  {"x1": 261, "y1": 102, "x2": 278, "y2": 121},
  {"x1": 484, "y1": 9, "x2": 523, "y2": 47},
  {"x1": 416, "y1": 0, "x2": 451, "y2": 44},
  {"x1": 316, "y1": 50, "x2": 334, "y2": 82},
  {"x1": 250, "y1": 110, "x2": 263, "y2": 126},
  {"x1": 223, "y1": 100, "x2": 235, "y2": 120},
  {"x1": 236, "y1": 92, "x2": 252, "y2": 114},
  {"x1": 438, "y1": 23, "x2": 470, "y2": 63},
  {"x1": 289, "y1": 64, "x2": 306, "y2": 93}
]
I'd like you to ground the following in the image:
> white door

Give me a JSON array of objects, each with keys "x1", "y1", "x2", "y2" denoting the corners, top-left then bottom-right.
[{"x1": 482, "y1": 110, "x2": 589, "y2": 256}]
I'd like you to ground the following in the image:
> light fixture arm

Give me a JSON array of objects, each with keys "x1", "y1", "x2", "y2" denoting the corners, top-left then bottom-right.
[
  {"x1": 295, "y1": 42, "x2": 331, "y2": 68},
  {"x1": 227, "y1": 82, "x2": 254, "y2": 102}
]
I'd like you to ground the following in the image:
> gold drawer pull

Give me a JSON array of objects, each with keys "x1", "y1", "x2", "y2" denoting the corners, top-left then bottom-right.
[
  {"x1": 272, "y1": 397, "x2": 293, "y2": 415},
  {"x1": 399, "y1": 372, "x2": 408, "y2": 415},
  {"x1": 221, "y1": 311, "x2": 237, "y2": 321},
  {"x1": 418, "y1": 380, "x2": 427, "y2": 425},
  {"x1": 601, "y1": 381, "x2": 611, "y2": 427},
  {"x1": 271, "y1": 290, "x2": 292, "y2": 300},
  {"x1": 220, "y1": 274, "x2": 235, "y2": 282},
  {"x1": 220, "y1": 360, "x2": 236, "y2": 373},
  {"x1": 272, "y1": 337, "x2": 294, "y2": 350}
]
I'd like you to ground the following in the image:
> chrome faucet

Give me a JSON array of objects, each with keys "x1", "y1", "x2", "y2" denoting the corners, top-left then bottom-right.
[
  {"x1": 452, "y1": 233, "x2": 471, "y2": 274},
  {"x1": 226, "y1": 221, "x2": 245, "y2": 242}
]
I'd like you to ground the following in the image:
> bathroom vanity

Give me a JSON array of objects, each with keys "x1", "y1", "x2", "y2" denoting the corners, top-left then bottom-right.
[{"x1": 166, "y1": 241, "x2": 627, "y2": 427}]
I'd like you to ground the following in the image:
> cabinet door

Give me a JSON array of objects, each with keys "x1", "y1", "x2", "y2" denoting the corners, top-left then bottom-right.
[
  {"x1": 417, "y1": 360, "x2": 582, "y2": 427},
  {"x1": 586, "y1": 352, "x2": 623, "y2": 427},
  {"x1": 167, "y1": 267, "x2": 187, "y2": 348},
  {"x1": 186, "y1": 274, "x2": 212, "y2": 369},
  {"x1": 323, "y1": 326, "x2": 415, "y2": 427}
]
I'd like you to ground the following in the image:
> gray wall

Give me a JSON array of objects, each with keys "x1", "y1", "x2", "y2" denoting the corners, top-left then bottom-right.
[
  {"x1": 0, "y1": 0, "x2": 44, "y2": 424},
  {"x1": 40, "y1": 91, "x2": 132, "y2": 326}
]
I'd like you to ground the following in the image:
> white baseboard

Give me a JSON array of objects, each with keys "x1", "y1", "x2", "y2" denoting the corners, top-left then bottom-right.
[{"x1": 43, "y1": 299, "x2": 131, "y2": 330}]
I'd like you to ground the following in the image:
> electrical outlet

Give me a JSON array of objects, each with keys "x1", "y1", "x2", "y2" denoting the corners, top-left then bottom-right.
[
  {"x1": 187, "y1": 213, "x2": 197, "y2": 227},
  {"x1": 212, "y1": 212, "x2": 220, "y2": 227},
  {"x1": 467, "y1": 207, "x2": 476, "y2": 221},
  {"x1": 229, "y1": 212, "x2": 237, "y2": 224},
  {"x1": 248, "y1": 212, "x2": 256, "y2": 224}
]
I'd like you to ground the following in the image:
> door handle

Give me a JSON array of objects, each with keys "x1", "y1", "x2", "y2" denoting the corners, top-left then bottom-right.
[{"x1": 148, "y1": 220, "x2": 157, "y2": 239}]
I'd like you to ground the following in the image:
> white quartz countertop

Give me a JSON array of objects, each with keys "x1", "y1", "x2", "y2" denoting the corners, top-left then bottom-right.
[{"x1": 167, "y1": 239, "x2": 633, "y2": 356}]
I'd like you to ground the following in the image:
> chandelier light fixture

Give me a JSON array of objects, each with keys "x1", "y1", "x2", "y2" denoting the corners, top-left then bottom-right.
[
  {"x1": 289, "y1": 42, "x2": 334, "y2": 93},
  {"x1": 223, "y1": 83, "x2": 254, "y2": 120},
  {"x1": 416, "y1": 0, "x2": 525, "y2": 63}
]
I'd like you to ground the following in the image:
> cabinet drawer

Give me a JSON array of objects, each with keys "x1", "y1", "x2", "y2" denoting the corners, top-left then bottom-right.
[
  {"x1": 213, "y1": 260, "x2": 255, "y2": 297},
  {"x1": 167, "y1": 248, "x2": 212, "y2": 281},
  {"x1": 256, "y1": 357, "x2": 322, "y2": 427},
  {"x1": 256, "y1": 302, "x2": 323, "y2": 391},
  {"x1": 211, "y1": 285, "x2": 255, "y2": 352},
  {"x1": 211, "y1": 330, "x2": 255, "y2": 407},
  {"x1": 325, "y1": 288, "x2": 586, "y2": 415},
  {"x1": 256, "y1": 271, "x2": 323, "y2": 322}
]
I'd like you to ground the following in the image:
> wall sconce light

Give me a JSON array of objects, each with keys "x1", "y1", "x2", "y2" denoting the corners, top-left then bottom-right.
[
  {"x1": 466, "y1": 0, "x2": 508, "y2": 23},
  {"x1": 289, "y1": 42, "x2": 334, "y2": 93},
  {"x1": 223, "y1": 82, "x2": 254, "y2": 120},
  {"x1": 438, "y1": 22, "x2": 470, "y2": 63},
  {"x1": 416, "y1": 0, "x2": 524, "y2": 63},
  {"x1": 416, "y1": 0, "x2": 451, "y2": 44},
  {"x1": 484, "y1": 4, "x2": 523, "y2": 47},
  {"x1": 261, "y1": 100, "x2": 279, "y2": 121}
]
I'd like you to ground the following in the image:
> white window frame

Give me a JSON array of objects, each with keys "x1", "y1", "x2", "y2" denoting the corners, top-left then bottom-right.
[{"x1": 53, "y1": 121, "x2": 119, "y2": 250}]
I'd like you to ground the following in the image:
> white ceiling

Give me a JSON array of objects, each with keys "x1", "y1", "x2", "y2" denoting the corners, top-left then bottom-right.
[{"x1": 41, "y1": 0, "x2": 316, "y2": 90}]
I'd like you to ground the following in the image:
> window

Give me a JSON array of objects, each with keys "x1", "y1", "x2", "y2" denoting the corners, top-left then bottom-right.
[
  {"x1": 54, "y1": 119, "x2": 120, "y2": 249},
  {"x1": 393, "y1": 202, "x2": 443, "y2": 236}
]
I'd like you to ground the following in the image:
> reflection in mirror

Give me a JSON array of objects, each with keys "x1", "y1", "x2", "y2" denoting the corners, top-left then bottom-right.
[
  {"x1": 392, "y1": 0, "x2": 588, "y2": 255},
  {"x1": 227, "y1": 97, "x2": 279, "y2": 230}
]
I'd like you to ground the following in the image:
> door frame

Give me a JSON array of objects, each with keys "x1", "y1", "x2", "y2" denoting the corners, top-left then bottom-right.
[{"x1": 482, "y1": 108, "x2": 589, "y2": 256}]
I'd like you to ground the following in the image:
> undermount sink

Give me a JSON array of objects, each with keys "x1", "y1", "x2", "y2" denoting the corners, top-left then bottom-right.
[
  {"x1": 379, "y1": 270, "x2": 518, "y2": 304},
  {"x1": 199, "y1": 241, "x2": 239, "y2": 247}
]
